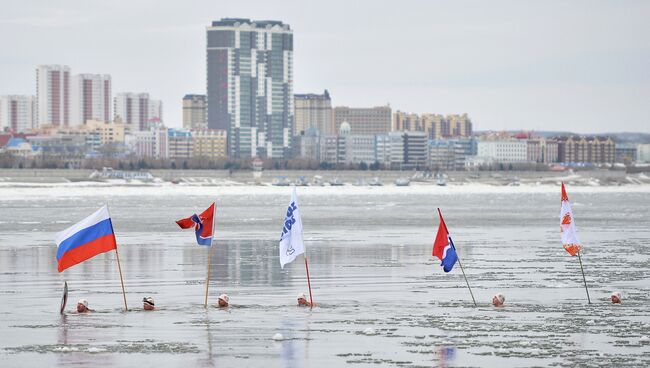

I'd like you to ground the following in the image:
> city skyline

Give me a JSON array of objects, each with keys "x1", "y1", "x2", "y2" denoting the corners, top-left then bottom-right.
[{"x1": 1, "y1": 0, "x2": 649, "y2": 134}]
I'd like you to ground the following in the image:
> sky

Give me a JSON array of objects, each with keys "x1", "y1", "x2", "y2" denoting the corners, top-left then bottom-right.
[{"x1": 1, "y1": 0, "x2": 649, "y2": 133}]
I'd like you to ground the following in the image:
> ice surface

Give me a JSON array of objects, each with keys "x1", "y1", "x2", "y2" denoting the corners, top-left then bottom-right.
[{"x1": 0, "y1": 185, "x2": 649, "y2": 367}]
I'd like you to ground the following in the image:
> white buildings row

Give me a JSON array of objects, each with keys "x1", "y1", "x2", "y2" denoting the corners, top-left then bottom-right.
[
  {"x1": 293, "y1": 124, "x2": 431, "y2": 169},
  {"x1": 0, "y1": 65, "x2": 162, "y2": 133}
]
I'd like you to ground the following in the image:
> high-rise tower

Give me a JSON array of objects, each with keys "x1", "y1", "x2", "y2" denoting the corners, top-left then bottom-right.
[{"x1": 206, "y1": 18, "x2": 294, "y2": 158}]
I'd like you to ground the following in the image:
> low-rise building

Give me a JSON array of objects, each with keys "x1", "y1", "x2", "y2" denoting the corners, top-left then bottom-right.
[
  {"x1": 429, "y1": 139, "x2": 476, "y2": 171},
  {"x1": 192, "y1": 129, "x2": 227, "y2": 159},
  {"x1": 389, "y1": 131, "x2": 427, "y2": 169},
  {"x1": 3, "y1": 137, "x2": 37, "y2": 157},
  {"x1": 292, "y1": 128, "x2": 321, "y2": 162},
  {"x1": 477, "y1": 140, "x2": 528, "y2": 163},
  {"x1": 168, "y1": 128, "x2": 192, "y2": 159},
  {"x1": 637, "y1": 144, "x2": 650, "y2": 163},
  {"x1": 615, "y1": 143, "x2": 637, "y2": 164},
  {"x1": 125, "y1": 127, "x2": 168, "y2": 158}
]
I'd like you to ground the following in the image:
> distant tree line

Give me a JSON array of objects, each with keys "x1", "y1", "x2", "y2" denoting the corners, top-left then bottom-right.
[{"x1": 4, "y1": 152, "x2": 631, "y2": 172}]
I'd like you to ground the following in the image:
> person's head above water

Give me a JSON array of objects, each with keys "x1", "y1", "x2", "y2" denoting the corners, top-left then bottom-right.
[
  {"x1": 492, "y1": 293, "x2": 505, "y2": 307},
  {"x1": 77, "y1": 299, "x2": 90, "y2": 313},
  {"x1": 297, "y1": 293, "x2": 310, "y2": 306},
  {"x1": 611, "y1": 291, "x2": 622, "y2": 304},
  {"x1": 143, "y1": 297, "x2": 155, "y2": 310},
  {"x1": 218, "y1": 294, "x2": 229, "y2": 307}
]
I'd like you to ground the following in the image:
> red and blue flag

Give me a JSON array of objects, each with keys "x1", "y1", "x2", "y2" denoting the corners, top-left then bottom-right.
[
  {"x1": 432, "y1": 210, "x2": 458, "y2": 273},
  {"x1": 176, "y1": 203, "x2": 215, "y2": 246}
]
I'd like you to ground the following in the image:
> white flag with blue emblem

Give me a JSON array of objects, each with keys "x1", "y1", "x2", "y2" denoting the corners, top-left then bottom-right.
[{"x1": 279, "y1": 187, "x2": 305, "y2": 268}]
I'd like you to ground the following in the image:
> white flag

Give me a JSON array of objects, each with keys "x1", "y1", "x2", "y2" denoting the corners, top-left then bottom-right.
[
  {"x1": 279, "y1": 187, "x2": 305, "y2": 268},
  {"x1": 560, "y1": 182, "x2": 582, "y2": 256}
]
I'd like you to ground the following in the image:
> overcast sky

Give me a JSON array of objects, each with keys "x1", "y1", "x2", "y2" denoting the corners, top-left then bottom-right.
[{"x1": 1, "y1": 0, "x2": 649, "y2": 133}]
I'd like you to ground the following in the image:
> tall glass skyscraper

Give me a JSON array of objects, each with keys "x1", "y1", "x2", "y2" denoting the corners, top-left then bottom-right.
[{"x1": 206, "y1": 18, "x2": 294, "y2": 159}]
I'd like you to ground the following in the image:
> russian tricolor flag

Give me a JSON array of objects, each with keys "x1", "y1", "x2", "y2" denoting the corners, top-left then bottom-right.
[
  {"x1": 176, "y1": 203, "x2": 215, "y2": 246},
  {"x1": 55, "y1": 205, "x2": 117, "y2": 272},
  {"x1": 432, "y1": 211, "x2": 458, "y2": 273}
]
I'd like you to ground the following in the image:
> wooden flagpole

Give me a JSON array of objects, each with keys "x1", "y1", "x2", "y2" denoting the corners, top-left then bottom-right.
[
  {"x1": 295, "y1": 188, "x2": 314, "y2": 308},
  {"x1": 114, "y1": 247, "x2": 128, "y2": 311},
  {"x1": 204, "y1": 245, "x2": 213, "y2": 308},
  {"x1": 577, "y1": 251, "x2": 591, "y2": 304},
  {"x1": 437, "y1": 208, "x2": 477, "y2": 307},
  {"x1": 304, "y1": 256, "x2": 314, "y2": 309},
  {"x1": 204, "y1": 202, "x2": 217, "y2": 308}
]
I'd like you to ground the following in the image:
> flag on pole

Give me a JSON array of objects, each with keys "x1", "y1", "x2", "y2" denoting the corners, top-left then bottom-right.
[
  {"x1": 432, "y1": 211, "x2": 458, "y2": 272},
  {"x1": 279, "y1": 187, "x2": 305, "y2": 268},
  {"x1": 55, "y1": 205, "x2": 117, "y2": 272},
  {"x1": 176, "y1": 203, "x2": 215, "y2": 246},
  {"x1": 560, "y1": 182, "x2": 582, "y2": 256}
]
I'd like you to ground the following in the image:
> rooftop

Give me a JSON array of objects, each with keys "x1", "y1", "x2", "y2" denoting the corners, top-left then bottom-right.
[{"x1": 210, "y1": 18, "x2": 290, "y2": 30}]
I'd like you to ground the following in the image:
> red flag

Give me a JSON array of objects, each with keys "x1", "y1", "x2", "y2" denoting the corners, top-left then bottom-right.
[{"x1": 176, "y1": 203, "x2": 215, "y2": 246}]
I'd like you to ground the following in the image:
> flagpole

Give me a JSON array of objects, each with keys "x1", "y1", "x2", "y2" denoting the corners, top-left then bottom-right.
[
  {"x1": 204, "y1": 245, "x2": 213, "y2": 308},
  {"x1": 454, "y1": 254, "x2": 477, "y2": 307},
  {"x1": 304, "y1": 256, "x2": 314, "y2": 309},
  {"x1": 204, "y1": 202, "x2": 217, "y2": 308},
  {"x1": 295, "y1": 187, "x2": 314, "y2": 308},
  {"x1": 114, "y1": 247, "x2": 128, "y2": 311},
  {"x1": 437, "y1": 208, "x2": 477, "y2": 307},
  {"x1": 577, "y1": 251, "x2": 591, "y2": 304}
]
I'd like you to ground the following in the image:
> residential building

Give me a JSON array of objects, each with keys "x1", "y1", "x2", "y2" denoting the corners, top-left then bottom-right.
[
  {"x1": 429, "y1": 139, "x2": 476, "y2": 171},
  {"x1": 332, "y1": 105, "x2": 391, "y2": 136},
  {"x1": 292, "y1": 128, "x2": 320, "y2": 162},
  {"x1": 477, "y1": 140, "x2": 528, "y2": 163},
  {"x1": 526, "y1": 139, "x2": 543, "y2": 163},
  {"x1": 0, "y1": 95, "x2": 35, "y2": 133},
  {"x1": 183, "y1": 95, "x2": 207, "y2": 130},
  {"x1": 341, "y1": 136, "x2": 375, "y2": 165},
  {"x1": 316, "y1": 122, "x2": 374, "y2": 166},
  {"x1": 148, "y1": 99, "x2": 163, "y2": 123},
  {"x1": 446, "y1": 114, "x2": 473, "y2": 138},
  {"x1": 125, "y1": 127, "x2": 168, "y2": 158},
  {"x1": 389, "y1": 131, "x2": 428, "y2": 169},
  {"x1": 392, "y1": 111, "x2": 472, "y2": 140},
  {"x1": 168, "y1": 128, "x2": 192, "y2": 159},
  {"x1": 114, "y1": 93, "x2": 150, "y2": 131},
  {"x1": 86, "y1": 120, "x2": 126, "y2": 146},
  {"x1": 393, "y1": 111, "x2": 420, "y2": 132},
  {"x1": 637, "y1": 144, "x2": 650, "y2": 163},
  {"x1": 3, "y1": 137, "x2": 37, "y2": 157},
  {"x1": 319, "y1": 135, "x2": 338, "y2": 165},
  {"x1": 545, "y1": 139, "x2": 559, "y2": 163},
  {"x1": 294, "y1": 90, "x2": 332, "y2": 136},
  {"x1": 374, "y1": 134, "x2": 391, "y2": 165},
  {"x1": 192, "y1": 129, "x2": 227, "y2": 159},
  {"x1": 31, "y1": 120, "x2": 126, "y2": 152},
  {"x1": 421, "y1": 114, "x2": 445, "y2": 139},
  {"x1": 70, "y1": 74, "x2": 112, "y2": 126},
  {"x1": 36, "y1": 65, "x2": 71, "y2": 127},
  {"x1": 615, "y1": 143, "x2": 637, "y2": 164},
  {"x1": 207, "y1": 18, "x2": 294, "y2": 159},
  {"x1": 556, "y1": 136, "x2": 615, "y2": 164},
  {"x1": 28, "y1": 134, "x2": 86, "y2": 158}
]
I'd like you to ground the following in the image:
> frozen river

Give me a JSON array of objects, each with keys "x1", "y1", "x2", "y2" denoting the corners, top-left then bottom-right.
[{"x1": 1, "y1": 183, "x2": 649, "y2": 367}]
